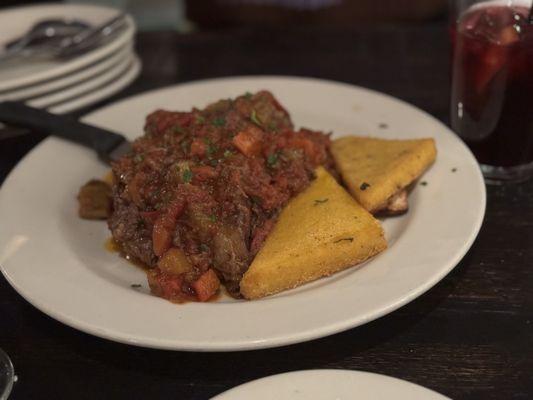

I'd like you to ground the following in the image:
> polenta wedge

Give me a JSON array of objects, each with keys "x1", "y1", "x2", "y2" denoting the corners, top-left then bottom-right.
[
  {"x1": 331, "y1": 136, "x2": 436, "y2": 214},
  {"x1": 240, "y1": 167, "x2": 387, "y2": 300}
]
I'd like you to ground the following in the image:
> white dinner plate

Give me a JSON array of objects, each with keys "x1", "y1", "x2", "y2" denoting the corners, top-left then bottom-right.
[
  {"x1": 47, "y1": 55, "x2": 141, "y2": 115},
  {"x1": 0, "y1": 4, "x2": 135, "y2": 92},
  {"x1": 28, "y1": 53, "x2": 137, "y2": 109},
  {"x1": 0, "y1": 76, "x2": 485, "y2": 351},
  {"x1": 0, "y1": 45, "x2": 133, "y2": 102},
  {"x1": 212, "y1": 370, "x2": 450, "y2": 399}
]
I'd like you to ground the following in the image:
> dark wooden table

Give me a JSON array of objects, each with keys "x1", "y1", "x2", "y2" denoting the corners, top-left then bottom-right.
[{"x1": 1, "y1": 24, "x2": 532, "y2": 400}]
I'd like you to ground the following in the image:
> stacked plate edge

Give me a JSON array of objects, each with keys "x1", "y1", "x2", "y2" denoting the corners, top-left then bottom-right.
[{"x1": 0, "y1": 3, "x2": 141, "y2": 114}]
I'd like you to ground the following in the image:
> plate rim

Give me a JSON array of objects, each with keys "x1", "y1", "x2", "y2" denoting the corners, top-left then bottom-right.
[
  {"x1": 28, "y1": 51, "x2": 136, "y2": 109},
  {"x1": 47, "y1": 55, "x2": 141, "y2": 114},
  {"x1": 0, "y1": 75, "x2": 486, "y2": 351},
  {"x1": 211, "y1": 369, "x2": 451, "y2": 399},
  {"x1": 0, "y1": 44, "x2": 133, "y2": 102}
]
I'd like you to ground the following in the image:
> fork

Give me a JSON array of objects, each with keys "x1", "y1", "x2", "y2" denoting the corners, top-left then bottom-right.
[{"x1": 0, "y1": 13, "x2": 127, "y2": 63}]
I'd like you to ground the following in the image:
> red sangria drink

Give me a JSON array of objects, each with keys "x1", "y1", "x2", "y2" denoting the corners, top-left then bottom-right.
[{"x1": 451, "y1": 1, "x2": 533, "y2": 182}]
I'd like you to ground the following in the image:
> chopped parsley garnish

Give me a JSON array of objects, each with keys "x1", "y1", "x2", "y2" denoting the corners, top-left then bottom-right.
[
  {"x1": 203, "y1": 137, "x2": 218, "y2": 156},
  {"x1": 420, "y1": 181, "x2": 428, "y2": 186},
  {"x1": 195, "y1": 115, "x2": 206, "y2": 124},
  {"x1": 244, "y1": 92, "x2": 253, "y2": 99},
  {"x1": 133, "y1": 154, "x2": 144, "y2": 163},
  {"x1": 212, "y1": 117, "x2": 226, "y2": 127},
  {"x1": 207, "y1": 143, "x2": 218, "y2": 157},
  {"x1": 209, "y1": 214, "x2": 217, "y2": 222},
  {"x1": 250, "y1": 109, "x2": 262, "y2": 127},
  {"x1": 314, "y1": 198, "x2": 329, "y2": 206},
  {"x1": 182, "y1": 169, "x2": 193, "y2": 183},
  {"x1": 267, "y1": 152, "x2": 279, "y2": 167},
  {"x1": 360, "y1": 182, "x2": 371, "y2": 190},
  {"x1": 130, "y1": 284, "x2": 142, "y2": 288},
  {"x1": 209, "y1": 159, "x2": 219, "y2": 167},
  {"x1": 334, "y1": 237, "x2": 354, "y2": 243},
  {"x1": 174, "y1": 125, "x2": 184, "y2": 134},
  {"x1": 199, "y1": 243, "x2": 210, "y2": 252},
  {"x1": 250, "y1": 195, "x2": 262, "y2": 205},
  {"x1": 223, "y1": 149, "x2": 233, "y2": 158}
]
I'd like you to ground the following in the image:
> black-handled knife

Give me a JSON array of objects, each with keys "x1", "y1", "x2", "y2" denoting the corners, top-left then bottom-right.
[{"x1": 0, "y1": 101, "x2": 132, "y2": 163}]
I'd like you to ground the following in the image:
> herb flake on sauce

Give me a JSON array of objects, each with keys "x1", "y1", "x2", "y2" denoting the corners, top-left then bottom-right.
[
  {"x1": 313, "y1": 198, "x2": 329, "y2": 206},
  {"x1": 334, "y1": 237, "x2": 354, "y2": 243},
  {"x1": 182, "y1": 169, "x2": 193, "y2": 183},
  {"x1": 250, "y1": 109, "x2": 262, "y2": 127},
  {"x1": 267, "y1": 152, "x2": 279, "y2": 167},
  {"x1": 199, "y1": 243, "x2": 210, "y2": 252},
  {"x1": 360, "y1": 182, "x2": 371, "y2": 190},
  {"x1": 223, "y1": 149, "x2": 233, "y2": 158},
  {"x1": 212, "y1": 117, "x2": 226, "y2": 127},
  {"x1": 206, "y1": 143, "x2": 218, "y2": 157}
]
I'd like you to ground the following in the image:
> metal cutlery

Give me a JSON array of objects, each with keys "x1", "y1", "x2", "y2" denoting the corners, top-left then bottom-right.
[
  {"x1": 5, "y1": 18, "x2": 90, "y2": 52},
  {"x1": 0, "y1": 13, "x2": 128, "y2": 63}
]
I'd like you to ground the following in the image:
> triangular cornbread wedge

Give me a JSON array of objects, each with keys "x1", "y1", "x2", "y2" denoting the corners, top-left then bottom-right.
[
  {"x1": 240, "y1": 166, "x2": 387, "y2": 300},
  {"x1": 331, "y1": 136, "x2": 436, "y2": 213}
]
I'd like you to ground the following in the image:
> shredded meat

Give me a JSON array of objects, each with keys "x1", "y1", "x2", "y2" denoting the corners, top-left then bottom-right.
[
  {"x1": 107, "y1": 91, "x2": 334, "y2": 301},
  {"x1": 377, "y1": 190, "x2": 408, "y2": 216}
]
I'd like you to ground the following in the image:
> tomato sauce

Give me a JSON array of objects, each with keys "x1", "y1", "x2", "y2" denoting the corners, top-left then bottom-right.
[{"x1": 108, "y1": 91, "x2": 334, "y2": 302}]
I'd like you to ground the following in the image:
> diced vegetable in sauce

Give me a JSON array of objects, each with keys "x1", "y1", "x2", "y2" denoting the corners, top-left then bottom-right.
[
  {"x1": 77, "y1": 179, "x2": 112, "y2": 220},
  {"x1": 106, "y1": 91, "x2": 335, "y2": 302}
]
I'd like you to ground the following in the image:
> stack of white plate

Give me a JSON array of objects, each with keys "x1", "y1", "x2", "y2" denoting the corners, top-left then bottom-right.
[{"x1": 0, "y1": 4, "x2": 141, "y2": 114}]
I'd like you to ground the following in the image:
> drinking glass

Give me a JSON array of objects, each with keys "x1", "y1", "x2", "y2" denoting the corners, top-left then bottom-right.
[
  {"x1": 0, "y1": 348, "x2": 13, "y2": 400},
  {"x1": 450, "y1": 0, "x2": 533, "y2": 183}
]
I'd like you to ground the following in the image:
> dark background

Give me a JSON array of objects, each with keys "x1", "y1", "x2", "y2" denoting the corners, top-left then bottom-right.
[{"x1": 2, "y1": 0, "x2": 449, "y2": 29}]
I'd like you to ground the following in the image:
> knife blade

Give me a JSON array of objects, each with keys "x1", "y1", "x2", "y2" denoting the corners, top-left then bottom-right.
[{"x1": 0, "y1": 101, "x2": 132, "y2": 163}]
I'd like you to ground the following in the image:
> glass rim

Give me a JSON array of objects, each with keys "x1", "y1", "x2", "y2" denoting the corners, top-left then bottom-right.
[
  {"x1": 480, "y1": 161, "x2": 533, "y2": 184},
  {"x1": 0, "y1": 348, "x2": 14, "y2": 400}
]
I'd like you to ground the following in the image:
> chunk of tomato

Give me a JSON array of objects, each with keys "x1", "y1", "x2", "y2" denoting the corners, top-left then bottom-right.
[
  {"x1": 192, "y1": 269, "x2": 220, "y2": 302},
  {"x1": 152, "y1": 199, "x2": 185, "y2": 257},
  {"x1": 190, "y1": 139, "x2": 207, "y2": 157},
  {"x1": 232, "y1": 126, "x2": 264, "y2": 157}
]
